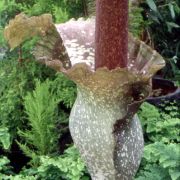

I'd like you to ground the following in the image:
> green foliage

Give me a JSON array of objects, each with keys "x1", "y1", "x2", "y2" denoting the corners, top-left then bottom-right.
[
  {"x1": 53, "y1": 6, "x2": 69, "y2": 23},
  {"x1": 0, "y1": 127, "x2": 11, "y2": 150},
  {"x1": 135, "y1": 164, "x2": 171, "y2": 180},
  {"x1": 0, "y1": 56, "x2": 77, "y2": 172},
  {"x1": 17, "y1": 80, "x2": 59, "y2": 161},
  {"x1": 0, "y1": 59, "x2": 56, "y2": 138},
  {"x1": 136, "y1": 142, "x2": 180, "y2": 180},
  {"x1": 37, "y1": 146, "x2": 88, "y2": 180},
  {"x1": 0, "y1": 146, "x2": 88, "y2": 180},
  {"x1": 0, "y1": 0, "x2": 23, "y2": 27},
  {"x1": 0, "y1": 156, "x2": 13, "y2": 177},
  {"x1": 138, "y1": 102, "x2": 179, "y2": 143},
  {"x1": 143, "y1": 143, "x2": 179, "y2": 170},
  {"x1": 135, "y1": 102, "x2": 180, "y2": 180},
  {"x1": 52, "y1": 73, "x2": 77, "y2": 109},
  {"x1": 1, "y1": 0, "x2": 85, "y2": 23},
  {"x1": 0, "y1": 173, "x2": 37, "y2": 180},
  {"x1": 129, "y1": 5, "x2": 146, "y2": 37},
  {"x1": 0, "y1": 27, "x2": 6, "y2": 49},
  {"x1": 144, "y1": 0, "x2": 180, "y2": 81},
  {"x1": 0, "y1": 156, "x2": 10, "y2": 172}
]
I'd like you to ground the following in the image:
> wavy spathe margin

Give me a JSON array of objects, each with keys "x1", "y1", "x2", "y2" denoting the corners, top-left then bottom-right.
[
  {"x1": 4, "y1": 14, "x2": 165, "y2": 102},
  {"x1": 4, "y1": 13, "x2": 165, "y2": 77},
  {"x1": 4, "y1": 13, "x2": 71, "y2": 70}
]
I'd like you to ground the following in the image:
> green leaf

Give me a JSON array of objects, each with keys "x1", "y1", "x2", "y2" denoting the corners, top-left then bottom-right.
[
  {"x1": 0, "y1": 156, "x2": 10, "y2": 171},
  {"x1": 166, "y1": 22, "x2": 180, "y2": 32},
  {"x1": 169, "y1": 3, "x2": 175, "y2": 19},
  {"x1": 0, "y1": 127, "x2": 11, "y2": 150},
  {"x1": 146, "y1": 0, "x2": 158, "y2": 12},
  {"x1": 135, "y1": 164, "x2": 170, "y2": 180},
  {"x1": 169, "y1": 169, "x2": 180, "y2": 180}
]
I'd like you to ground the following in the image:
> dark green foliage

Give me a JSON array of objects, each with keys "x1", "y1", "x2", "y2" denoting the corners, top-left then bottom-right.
[
  {"x1": 0, "y1": 58, "x2": 78, "y2": 178},
  {"x1": 22, "y1": 0, "x2": 85, "y2": 21},
  {"x1": 55, "y1": 0, "x2": 86, "y2": 20},
  {"x1": 144, "y1": 0, "x2": 180, "y2": 82}
]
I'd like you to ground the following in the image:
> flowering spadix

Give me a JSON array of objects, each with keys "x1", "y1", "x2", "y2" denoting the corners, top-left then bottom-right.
[{"x1": 4, "y1": 13, "x2": 165, "y2": 179}]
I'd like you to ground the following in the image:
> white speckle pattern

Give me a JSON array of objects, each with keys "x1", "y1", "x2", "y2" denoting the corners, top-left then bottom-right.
[
  {"x1": 114, "y1": 115, "x2": 144, "y2": 179},
  {"x1": 47, "y1": 17, "x2": 164, "y2": 180},
  {"x1": 69, "y1": 83, "x2": 144, "y2": 179},
  {"x1": 56, "y1": 18, "x2": 95, "y2": 70},
  {"x1": 55, "y1": 18, "x2": 165, "y2": 77}
]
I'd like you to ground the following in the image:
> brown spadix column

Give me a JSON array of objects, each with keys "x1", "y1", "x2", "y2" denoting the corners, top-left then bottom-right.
[{"x1": 95, "y1": 0, "x2": 128, "y2": 70}]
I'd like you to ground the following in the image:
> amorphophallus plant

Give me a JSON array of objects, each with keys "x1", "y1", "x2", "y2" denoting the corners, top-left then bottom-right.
[{"x1": 4, "y1": 1, "x2": 165, "y2": 179}]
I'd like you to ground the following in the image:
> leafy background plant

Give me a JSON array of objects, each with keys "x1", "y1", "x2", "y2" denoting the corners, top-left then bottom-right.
[
  {"x1": 143, "y1": 0, "x2": 180, "y2": 83},
  {"x1": 135, "y1": 102, "x2": 180, "y2": 180},
  {"x1": 17, "y1": 80, "x2": 59, "y2": 164}
]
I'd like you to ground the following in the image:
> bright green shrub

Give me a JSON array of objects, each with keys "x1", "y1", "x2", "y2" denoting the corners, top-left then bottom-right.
[
  {"x1": 0, "y1": 59, "x2": 56, "y2": 139},
  {"x1": 0, "y1": 156, "x2": 10, "y2": 172},
  {"x1": 135, "y1": 102, "x2": 180, "y2": 180},
  {"x1": 52, "y1": 73, "x2": 77, "y2": 109},
  {"x1": 129, "y1": 5, "x2": 146, "y2": 37},
  {"x1": 0, "y1": 156, "x2": 13, "y2": 178},
  {"x1": 138, "y1": 102, "x2": 179, "y2": 143},
  {"x1": 0, "y1": 174, "x2": 37, "y2": 180},
  {"x1": 0, "y1": 0, "x2": 23, "y2": 27},
  {"x1": 136, "y1": 142, "x2": 180, "y2": 180},
  {"x1": 37, "y1": 146, "x2": 88, "y2": 180},
  {"x1": 0, "y1": 127, "x2": 11, "y2": 150},
  {"x1": 17, "y1": 80, "x2": 59, "y2": 161},
  {"x1": 0, "y1": 146, "x2": 89, "y2": 180}
]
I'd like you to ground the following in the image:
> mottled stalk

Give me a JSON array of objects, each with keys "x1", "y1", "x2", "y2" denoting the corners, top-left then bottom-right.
[{"x1": 95, "y1": 0, "x2": 128, "y2": 69}]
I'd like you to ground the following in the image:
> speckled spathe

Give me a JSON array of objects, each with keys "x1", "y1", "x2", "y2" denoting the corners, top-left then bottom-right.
[
  {"x1": 4, "y1": 14, "x2": 165, "y2": 180},
  {"x1": 69, "y1": 78, "x2": 145, "y2": 179}
]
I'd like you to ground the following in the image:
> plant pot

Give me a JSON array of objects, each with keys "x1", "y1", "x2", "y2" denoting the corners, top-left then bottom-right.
[{"x1": 146, "y1": 77, "x2": 180, "y2": 106}]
